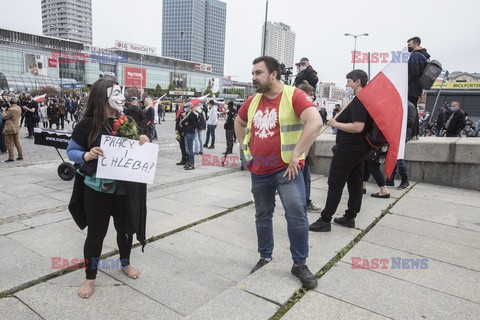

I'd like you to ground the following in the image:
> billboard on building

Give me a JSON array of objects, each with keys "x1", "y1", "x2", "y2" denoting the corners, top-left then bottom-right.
[
  {"x1": 206, "y1": 77, "x2": 220, "y2": 93},
  {"x1": 194, "y1": 63, "x2": 212, "y2": 73},
  {"x1": 24, "y1": 54, "x2": 48, "y2": 77},
  {"x1": 115, "y1": 40, "x2": 157, "y2": 55},
  {"x1": 124, "y1": 67, "x2": 146, "y2": 88},
  {"x1": 170, "y1": 72, "x2": 187, "y2": 90}
]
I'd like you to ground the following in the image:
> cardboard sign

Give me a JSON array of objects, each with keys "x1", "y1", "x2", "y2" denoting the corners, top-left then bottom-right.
[{"x1": 96, "y1": 135, "x2": 159, "y2": 184}]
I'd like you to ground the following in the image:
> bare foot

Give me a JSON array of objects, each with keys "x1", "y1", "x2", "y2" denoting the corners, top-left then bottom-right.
[
  {"x1": 78, "y1": 279, "x2": 95, "y2": 299},
  {"x1": 122, "y1": 265, "x2": 140, "y2": 279}
]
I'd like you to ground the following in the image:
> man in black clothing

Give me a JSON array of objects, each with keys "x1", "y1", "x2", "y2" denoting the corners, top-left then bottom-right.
[
  {"x1": 444, "y1": 101, "x2": 466, "y2": 137},
  {"x1": 175, "y1": 102, "x2": 188, "y2": 165},
  {"x1": 223, "y1": 101, "x2": 235, "y2": 154},
  {"x1": 407, "y1": 36, "x2": 430, "y2": 138},
  {"x1": 309, "y1": 70, "x2": 372, "y2": 232},
  {"x1": 293, "y1": 57, "x2": 318, "y2": 90},
  {"x1": 124, "y1": 100, "x2": 147, "y2": 135},
  {"x1": 22, "y1": 96, "x2": 38, "y2": 138}
]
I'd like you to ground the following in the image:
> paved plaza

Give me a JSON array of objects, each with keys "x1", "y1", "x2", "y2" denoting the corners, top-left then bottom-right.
[{"x1": 1, "y1": 114, "x2": 479, "y2": 319}]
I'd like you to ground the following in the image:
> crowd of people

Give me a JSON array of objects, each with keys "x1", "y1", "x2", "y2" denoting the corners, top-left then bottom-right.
[{"x1": 2, "y1": 34, "x2": 480, "y2": 297}]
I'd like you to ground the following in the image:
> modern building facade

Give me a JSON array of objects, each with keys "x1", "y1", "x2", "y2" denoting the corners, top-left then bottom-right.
[
  {"x1": 261, "y1": 22, "x2": 295, "y2": 69},
  {"x1": 41, "y1": 0, "x2": 93, "y2": 45},
  {"x1": 0, "y1": 28, "x2": 225, "y2": 95},
  {"x1": 162, "y1": 0, "x2": 226, "y2": 76}
]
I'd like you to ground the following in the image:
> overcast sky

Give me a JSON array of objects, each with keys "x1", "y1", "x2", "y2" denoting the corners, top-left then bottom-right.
[{"x1": 1, "y1": 0, "x2": 478, "y2": 86}]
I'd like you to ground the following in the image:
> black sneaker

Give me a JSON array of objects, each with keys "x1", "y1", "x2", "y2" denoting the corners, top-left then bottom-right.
[
  {"x1": 309, "y1": 218, "x2": 331, "y2": 232},
  {"x1": 250, "y1": 258, "x2": 271, "y2": 274},
  {"x1": 291, "y1": 264, "x2": 318, "y2": 289},
  {"x1": 385, "y1": 179, "x2": 394, "y2": 187},
  {"x1": 397, "y1": 180, "x2": 409, "y2": 190},
  {"x1": 176, "y1": 160, "x2": 186, "y2": 165},
  {"x1": 333, "y1": 216, "x2": 355, "y2": 228},
  {"x1": 185, "y1": 165, "x2": 195, "y2": 170}
]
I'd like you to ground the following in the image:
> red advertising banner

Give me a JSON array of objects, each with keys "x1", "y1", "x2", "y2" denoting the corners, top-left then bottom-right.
[
  {"x1": 124, "y1": 66, "x2": 146, "y2": 88},
  {"x1": 48, "y1": 58, "x2": 58, "y2": 68}
]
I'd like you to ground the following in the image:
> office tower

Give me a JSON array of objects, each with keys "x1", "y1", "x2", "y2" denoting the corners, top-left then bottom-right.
[
  {"x1": 41, "y1": 0, "x2": 93, "y2": 45},
  {"x1": 162, "y1": 0, "x2": 226, "y2": 75},
  {"x1": 262, "y1": 22, "x2": 295, "y2": 69}
]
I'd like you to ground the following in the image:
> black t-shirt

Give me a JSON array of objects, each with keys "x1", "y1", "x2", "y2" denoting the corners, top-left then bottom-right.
[{"x1": 336, "y1": 97, "x2": 373, "y2": 147}]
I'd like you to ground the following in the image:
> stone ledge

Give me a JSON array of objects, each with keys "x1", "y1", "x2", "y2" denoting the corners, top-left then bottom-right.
[{"x1": 311, "y1": 136, "x2": 480, "y2": 190}]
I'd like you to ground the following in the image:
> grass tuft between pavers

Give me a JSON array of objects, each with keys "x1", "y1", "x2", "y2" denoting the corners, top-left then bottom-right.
[{"x1": 269, "y1": 183, "x2": 416, "y2": 320}]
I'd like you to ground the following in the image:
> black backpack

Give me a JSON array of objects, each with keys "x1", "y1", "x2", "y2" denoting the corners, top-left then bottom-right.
[
  {"x1": 196, "y1": 112, "x2": 206, "y2": 130},
  {"x1": 365, "y1": 122, "x2": 387, "y2": 149},
  {"x1": 419, "y1": 60, "x2": 442, "y2": 90}
]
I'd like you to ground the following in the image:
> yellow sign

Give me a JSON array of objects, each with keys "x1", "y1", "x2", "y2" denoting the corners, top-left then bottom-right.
[{"x1": 431, "y1": 82, "x2": 480, "y2": 89}]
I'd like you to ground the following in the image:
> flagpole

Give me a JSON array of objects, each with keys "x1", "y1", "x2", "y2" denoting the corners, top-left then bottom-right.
[
  {"x1": 429, "y1": 70, "x2": 449, "y2": 125},
  {"x1": 316, "y1": 100, "x2": 352, "y2": 136}
]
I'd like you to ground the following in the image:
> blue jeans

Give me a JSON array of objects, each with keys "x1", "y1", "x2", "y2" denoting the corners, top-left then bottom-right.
[
  {"x1": 472, "y1": 121, "x2": 480, "y2": 137},
  {"x1": 391, "y1": 159, "x2": 408, "y2": 179},
  {"x1": 185, "y1": 133, "x2": 195, "y2": 166},
  {"x1": 194, "y1": 129, "x2": 204, "y2": 153},
  {"x1": 204, "y1": 124, "x2": 217, "y2": 146},
  {"x1": 251, "y1": 169, "x2": 309, "y2": 265}
]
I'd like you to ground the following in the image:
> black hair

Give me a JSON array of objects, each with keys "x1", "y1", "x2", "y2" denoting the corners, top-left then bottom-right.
[
  {"x1": 346, "y1": 69, "x2": 369, "y2": 87},
  {"x1": 407, "y1": 36, "x2": 421, "y2": 45},
  {"x1": 252, "y1": 56, "x2": 281, "y2": 80},
  {"x1": 84, "y1": 78, "x2": 119, "y2": 147}
]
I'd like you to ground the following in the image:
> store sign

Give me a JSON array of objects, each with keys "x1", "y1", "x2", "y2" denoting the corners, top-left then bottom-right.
[
  {"x1": 48, "y1": 58, "x2": 57, "y2": 68},
  {"x1": 169, "y1": 91, "x2": 194, "y2": 96},
  {"x1": 99, "y1": 71, "x2": 116, "y2": 78},
  {"x1": 115, "y1": 40, "x2": 157, "y2": 55},
  {"x1": 194, "y1": 63, "x2": 212, "y2": 73},
  {"x1": 124, "y1": 67, "x2": 146, "y2": 88},
  {"x1": 431, "y1": 82, "x2": 480, "y2": 90}
]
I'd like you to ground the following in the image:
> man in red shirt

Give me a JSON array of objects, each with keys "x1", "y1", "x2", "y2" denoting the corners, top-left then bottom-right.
[{"x1": 235, "y1": 56, "x2": 322, "y2": 289}]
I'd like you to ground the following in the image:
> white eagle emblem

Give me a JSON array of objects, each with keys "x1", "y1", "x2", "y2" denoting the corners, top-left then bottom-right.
[{"x1": 253, "y1": 108, "x2": 277, "y2": 139}]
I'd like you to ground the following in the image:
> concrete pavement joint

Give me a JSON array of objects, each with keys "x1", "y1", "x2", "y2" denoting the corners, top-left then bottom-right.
[
  {"x1": 269, "y1": 186, "x2": 414, "y2": 319},
  {"x1": 0, "y1": 200, "x2": 254, "y2": 298},
  {"x1": 0, "y1": 205, "x2": 68, "y2": 226},
  {"x1": 238, "y1": 287, "x2": 283, "y2": 307}
]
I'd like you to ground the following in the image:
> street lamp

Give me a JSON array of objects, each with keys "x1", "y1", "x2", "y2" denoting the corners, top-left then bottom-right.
[
  {"x1": 344, "y1": 33, "x2": 369, "y2": 70},
  {"x1": 262, "y1": 0, "x2": 269, "y2": 56}
]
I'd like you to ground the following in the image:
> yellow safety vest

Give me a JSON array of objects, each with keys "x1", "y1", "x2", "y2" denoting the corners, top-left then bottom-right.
[{"x1": 243, "y1": 85, "x2": 305, "y2": 164}]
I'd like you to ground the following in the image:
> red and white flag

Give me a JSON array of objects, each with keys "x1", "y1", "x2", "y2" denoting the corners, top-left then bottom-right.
[
  {"x1": 356, "y1": 48, "x2": 409, "y2": 177},
  {"x1": 33, "y1": 94, "x2": 46, "y2": 103},
  {"x1": 153, "y1": 94, "x2": 167, "y2": 107},
  {"x1": 190, "y1": 93, "x2": 210, "y2": 106}
]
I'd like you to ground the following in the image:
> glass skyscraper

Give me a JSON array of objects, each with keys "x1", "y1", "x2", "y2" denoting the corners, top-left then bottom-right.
[{"x1": 162, "y1": 0, "x2": 226, "y2": 76}]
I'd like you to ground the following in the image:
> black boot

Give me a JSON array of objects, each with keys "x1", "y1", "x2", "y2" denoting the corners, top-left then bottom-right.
[{"x1": 397, "y1": 176, "x2": 409, "y2": 190}]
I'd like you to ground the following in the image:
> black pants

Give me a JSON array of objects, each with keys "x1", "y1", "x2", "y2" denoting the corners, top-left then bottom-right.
[
  {"x1": 225, "y1": 129, "x2": 234, "y2": 152},
  {"x1": 321, "y1": 144, "x2": 369, "y2": 221},
  {"x1": 83, "y1": 186, "x2": 133, "y2": 279},
  {"x1": 0, "y1": 123, "x2": 6, "y2": 152},
  {"x1": 409, "y1": 96, "x2": 419, "y2": 137},
  {"x1": 179, "y1": 133, "x2": 187, "y2": 161},
  {"x1": 363, "y1": 159, "x2": 386, "y2": 187},
  {"x1": 25, "y1": 117, "x2": 35, "y2": 137}
]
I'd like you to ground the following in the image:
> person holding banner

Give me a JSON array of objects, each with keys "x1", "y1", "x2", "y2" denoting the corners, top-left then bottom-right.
[
  {"x1": 66, "y1": 78, "x2": 150, "y2": 299},
  {"x1": 309, "y1": 70, "x2": 373, "y2": 232}
]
